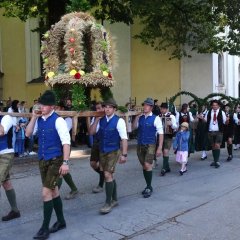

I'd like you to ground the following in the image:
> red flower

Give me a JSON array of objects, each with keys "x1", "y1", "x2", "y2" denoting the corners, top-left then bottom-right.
[
  {"x1": 108, "y1": 73, "x2": 112, "y2": 79},
  {"x1": 69, "y1": 38, "x2": 75, "y2": 43},
  {"x1": 74, "y1": 72, "x2": 81, "y2": 79}
]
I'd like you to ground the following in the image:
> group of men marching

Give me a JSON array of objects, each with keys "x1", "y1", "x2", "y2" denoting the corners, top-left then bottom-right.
[{"x1": 1, "y1": 90, "x2": 239, "y2": 240}]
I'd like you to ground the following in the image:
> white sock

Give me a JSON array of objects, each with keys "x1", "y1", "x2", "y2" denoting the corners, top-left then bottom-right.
[{"x1": 201, "y1": 151, "x2": 207, "y2": 158}]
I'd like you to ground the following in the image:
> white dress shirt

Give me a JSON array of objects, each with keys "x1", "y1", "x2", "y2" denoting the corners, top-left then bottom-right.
[
  {"x1": 33, "y1": 111, "x2": 70, "y2": 145},
  {"x1": 204, "y1": 108, "x2": 226, "y2": 131},
  {"x1": 0, "y1": 115, "x2": 14, "y2": 154},
  {"x1": 96, "y1": 114, "x2": 128, "y2": 140},
  {"x1": 233, "y1": 112, "x2": 240, "y2": 125}
]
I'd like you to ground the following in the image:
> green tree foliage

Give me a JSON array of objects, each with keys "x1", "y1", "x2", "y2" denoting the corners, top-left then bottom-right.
[{"x1": 1, "y1": 0, "x2": 240, "y2": 58}]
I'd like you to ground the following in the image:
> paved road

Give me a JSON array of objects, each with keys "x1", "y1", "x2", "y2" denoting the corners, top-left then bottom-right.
[{"x1": 1, "y1": 145, "x2": 240, "y2": 240}]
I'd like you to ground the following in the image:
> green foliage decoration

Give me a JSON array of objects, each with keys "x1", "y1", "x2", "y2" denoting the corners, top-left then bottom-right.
[
  {"x1": 100, "y1": 87, "x2": 113, "y2": 102},
  {"x1": 117, "y1": 106, "x2": 128, "y2": 113},
  {"x1": 71, "y1": 84, "x2": 87, "y2": 111}
]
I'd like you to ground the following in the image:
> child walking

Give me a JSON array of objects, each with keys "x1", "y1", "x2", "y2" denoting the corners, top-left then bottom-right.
[
  {"x1": 15, "y1": 118, "x2": 27, "y2": 157},
  {"x1": 173, "y1": 122, "x2": 190, "y2": 175}
]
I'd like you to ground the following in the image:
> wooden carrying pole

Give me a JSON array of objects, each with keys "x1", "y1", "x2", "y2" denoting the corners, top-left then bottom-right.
[{"x1": 0, "y1": 111, "x2": 140, "y2": 139}]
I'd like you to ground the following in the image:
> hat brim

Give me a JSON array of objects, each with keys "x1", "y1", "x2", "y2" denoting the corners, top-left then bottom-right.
[
  {"x1": 143, "y1": 102, "x2": 154, "y2": 106},
  {"x1": 103, "y1": 103, "x2": 117, "y2": 108}
]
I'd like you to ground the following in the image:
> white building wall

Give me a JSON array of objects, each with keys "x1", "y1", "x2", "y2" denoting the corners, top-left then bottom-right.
[
  {"x1": 105, "y1": 22, "x2": 131, "y2": 106},
  {"x1": 181, "y1": 51, "x2": 240, "y2": 106},
  {"x1": 180, "y1": 51, "x2": 213, "y2": 104}
]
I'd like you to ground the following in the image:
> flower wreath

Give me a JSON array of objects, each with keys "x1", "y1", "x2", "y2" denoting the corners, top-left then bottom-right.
[{"x1": 41, "y1": 12, "x2": 115, "y2": 87}]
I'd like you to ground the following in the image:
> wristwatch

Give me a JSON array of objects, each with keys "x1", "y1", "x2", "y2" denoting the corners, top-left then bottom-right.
[
  {"x1": 122, "y1": 154, "x2": 127, "y2": 157},
  {"x1": 63, "y1": 160, "x2": 69, "y2": 165}
]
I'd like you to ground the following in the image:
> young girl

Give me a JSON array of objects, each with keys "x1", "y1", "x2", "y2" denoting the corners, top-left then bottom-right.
[{"x1": 173, "y1": 122, "x2": 190, "y2": 175}]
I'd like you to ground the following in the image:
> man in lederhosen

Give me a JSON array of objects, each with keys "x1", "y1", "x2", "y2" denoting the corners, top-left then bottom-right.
[
  {"x1": 26, "y1": 90, "x2": 70, "y2": 239},
  {"x1": 233, "y1": 104, "x2": 240, "y2": 150},
  {"x1": 0, "y1": 113, "x2": 21, "y2": 221},
  {"x1": 88, "y1": 102, "x2": 105, "y2": 193},
  {"x1": 133, "y1": 98, "x2": 163, "y2": 198},
  {"x1": 223, "y1": 104, "x2": 234, "y2": 161},
  {"x1": 204, "y1": 100, "x2": 226, "y2": 168},
  {"x1": 159, "y1": 102, "x2": 177, "y2": 176},
  {"x1": 89, "y1": 98, "x2": 128, "y2": 214}
]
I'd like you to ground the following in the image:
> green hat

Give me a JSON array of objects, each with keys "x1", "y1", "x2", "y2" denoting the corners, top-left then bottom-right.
[
  {"x1": 39, "y1": 90, "x2": 56, "y2": 106},
  {"x1": 103, "y1": 98, "x2": 118, "y2": 108}
]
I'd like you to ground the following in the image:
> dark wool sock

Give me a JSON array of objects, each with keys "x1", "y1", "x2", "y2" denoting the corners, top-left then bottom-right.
[
  {"x1": 163, "y1": 156, "x2": 170, "y2": 170},
  {"x1": 5, "y1": 189, "x2": 19, "y2": 212},
  {"x1": 63, "y1": 173, "x2": 78, "y2": 192},
  {"x1": 99, "y1": 171, "x2": 105, "y2": 188},
  {"x1": 227, "y1": 144, "x2": 233, "y2": 156},
  {"x1": 112, "y1": 180, "x2": 117, "y2": 201},
  {"x1": 143, "y1": 169, "x2": 147, "y2": 185},
  {"x1": 57, "y1": 178, "x2": 63, "y2": 190},
  {"x1": 52, "y1": 196, "x2": 65, "y2": 224},
  {"x1": 215, "y1": 149, "x2": 220, "y2": 162},
  {"x1": 212, "y1": 149, "x2": 216, "y2": 162},
  {"x1": 42, "y1": 200, "x2": 53, "y2": 230},
  {"x1": 145, "y1": 170, "x2": 153, "y2": 190},
  {"x1": 105, "y1": 181, "x2": 114, "y2": 204}
]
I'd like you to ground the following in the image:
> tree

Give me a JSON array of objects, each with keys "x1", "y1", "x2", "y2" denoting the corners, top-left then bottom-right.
[{"x1": 1, "y1": 0, "x2": 240, "y2": 59}]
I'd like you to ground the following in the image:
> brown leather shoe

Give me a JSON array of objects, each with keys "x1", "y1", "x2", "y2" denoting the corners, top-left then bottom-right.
[{"x1": 2, "y1": 210, "x2": 20, "y2": 221}]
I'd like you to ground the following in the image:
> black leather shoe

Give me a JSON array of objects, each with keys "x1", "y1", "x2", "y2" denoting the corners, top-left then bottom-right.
[
  {"x1": 227, "y1": 156, "x2": 233, "y2": 161},
  {"x1": 33, "y1": 228, "x2": 49, "y2": 240},
  {"x1": 143, "y1": 188, "x2": 152, "y2": 198},
  {"x1": 201, "y1": 156, "x2": 207, "y2": 160},
  {"x1": 215, "y1": 162, "x2": 220, "y2": 168},
  {"x1": 49, "y1": 221, "x2": 66, "y2": 233},
  {"x1": 160, "y1": 168, "x2": 171, "y2": 176},
  {"x1": 210, "y1": 162, "x2": 215, "y2": 167},
  {"x1": 2, "y1": 210, "x2": 20, "y2": 221},
  {"x1": 179, "y1": 169, "x2": 187, "y2": 176}
]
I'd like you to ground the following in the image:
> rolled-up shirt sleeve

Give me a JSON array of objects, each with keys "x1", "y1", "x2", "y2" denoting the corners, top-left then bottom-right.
[
  {"x1": 55, "y1": 117, "x2": 71, "y2": 145},
  {"x1": 154, "y1": 116, "x2": 164, "y2": 134},
  {"x1": 1, "y1": 115, "x2": 13, "y2": 134},
  {"x1": 170, "y1": 115, "x2": 178, "y2": 130},
  {"x1": 117, "y1": 118, "x2": 128, "y2": 140}
]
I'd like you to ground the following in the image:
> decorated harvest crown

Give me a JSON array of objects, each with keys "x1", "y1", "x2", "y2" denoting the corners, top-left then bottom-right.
[{"x1": 41, "y1": 12, "x2": 115, "y2": 87}]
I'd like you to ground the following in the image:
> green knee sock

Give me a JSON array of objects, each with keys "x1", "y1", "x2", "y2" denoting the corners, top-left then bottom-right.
[
  {"x1": 227, "y1": 144, "x2": 233, "y2": 156},
  {"x1": 52, "y1": 196, "x2": 65, "y2": 224},
  {"x1": 143, "y1": 169, "x2": 147, "y2": 183},
  {"x1": 105, "y1": 181, "x2": 114, "y2": 204},
  {"x1": 57, "y1": 178, "x2": 63, "y2": 190},
  {"x1": 5, "y1": 189, "x2": 19, "y2": 212},
  {"x1": 63, "y1": 173, "x2": 78, "y2": 192},
  {"x1": 162, "y1": 156, "x2": 169, "y2": 170},
  {"x1": 112, "y1": 180, "x2": 117, "y2": 201},
  {"x1": 215, "y1": 149, "x2": 220, "y2": 162},
  {"x1": 212, "y1": 149, "x2": 220, "y2": 162},
  {"x1": 144, "y1": 170, "x2": 152, "y2": 189},
  {"x1": 42, "y1": 200, "x2": 53, "y2": 230},
  {"x1": 99, "y1": 171, "x2": 105, "y2": 188}
]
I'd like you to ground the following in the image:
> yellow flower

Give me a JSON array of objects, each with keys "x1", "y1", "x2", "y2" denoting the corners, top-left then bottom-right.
[
  {"x1": 47, "y1": 72, "x2": 55, "y2": 78},
  {"x1": 79, "y1": 70, "x2": 85, "y2": 75},
  {"x1": 70, "y1": 69, "x2": 77, "y2": 75},
  {"x1": 102, "y1": 71, "x2": 108, "y2": 77}
]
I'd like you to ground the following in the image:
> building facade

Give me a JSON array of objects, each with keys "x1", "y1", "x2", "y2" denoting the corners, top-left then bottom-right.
[{"x1": 0, "y1": 12, "x2": 239, "y2": 109}]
